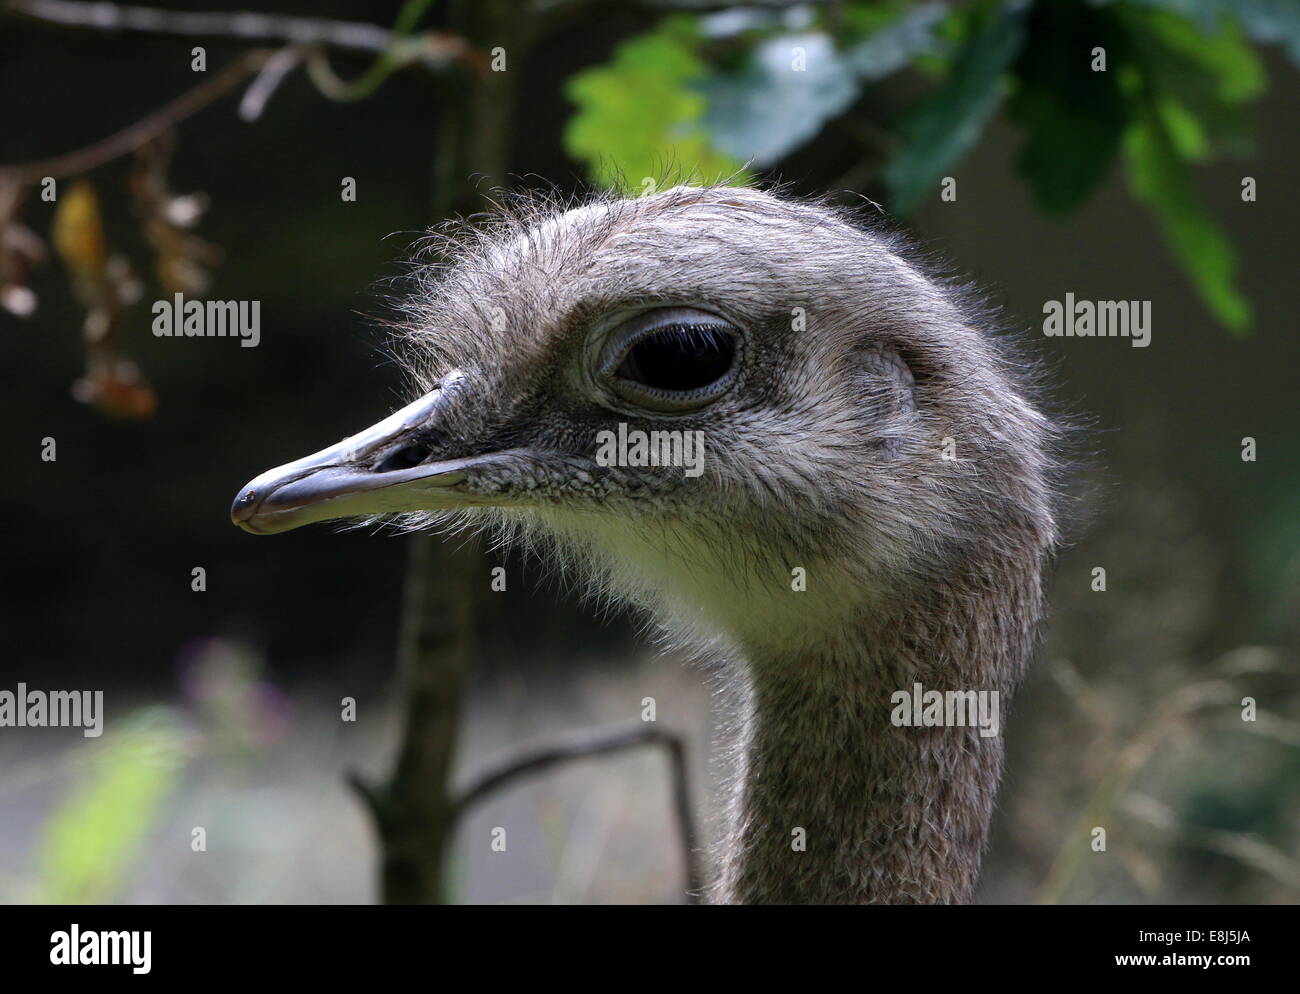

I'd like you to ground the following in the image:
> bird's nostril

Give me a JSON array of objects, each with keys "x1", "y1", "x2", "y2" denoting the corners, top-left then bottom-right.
[
  {"x1": 373, "y1": 441, "x2": 433, "y2": 473},
  {"x1": 231, "y1": 488, "x2": 261, "y2": 524}
]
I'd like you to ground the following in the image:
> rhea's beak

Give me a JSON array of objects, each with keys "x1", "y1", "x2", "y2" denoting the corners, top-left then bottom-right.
[{"x1": 231, "y1": 376, "x2": 477, "y2": 535}]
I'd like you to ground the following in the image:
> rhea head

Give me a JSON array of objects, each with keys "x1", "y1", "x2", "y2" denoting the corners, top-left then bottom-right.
[{"x1": 231, "y1": 185, "x2": 1054, "y2": 658}]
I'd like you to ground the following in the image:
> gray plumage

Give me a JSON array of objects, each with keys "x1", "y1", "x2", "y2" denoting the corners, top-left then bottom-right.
[{"x1": 236, "y1": 184, "x2": 1061, "y2": 904}]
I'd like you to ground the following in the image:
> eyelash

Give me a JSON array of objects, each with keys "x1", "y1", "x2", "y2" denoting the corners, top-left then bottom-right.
[{"x1": 614, "y1": 324, "x2": 737, "y2": 392}]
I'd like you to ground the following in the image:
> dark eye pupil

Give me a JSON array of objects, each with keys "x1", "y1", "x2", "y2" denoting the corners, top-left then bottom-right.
[{"x1": 616, "y1": 325, "x2": 736, "y2": 392}]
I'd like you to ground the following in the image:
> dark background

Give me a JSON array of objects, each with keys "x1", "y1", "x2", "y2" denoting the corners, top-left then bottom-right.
[{"x1": 1, "y1": 1, "x2": 1296, "y2": 904}]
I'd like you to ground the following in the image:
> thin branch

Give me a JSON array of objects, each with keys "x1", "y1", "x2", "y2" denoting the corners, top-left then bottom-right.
[
  {"x1": 238, "y1": 44, "x2": 304, "y2": 122},
  {"x1": 454, "y1": 723, "x2": 702, "y2": 902},
  {"x1": 299, "y1": 0, "x2": 480, "y2": 103},
  {"x1": 624, "y1": 0, "x2": 832, "y2": 9},
  {"x1": 7, "y1": 0, "x2": 480, "y2": 111},
  {"x1": 346, "y1": 770, "x2": 392, "y2": 832},
  {"x1": 1035, "y1": 677, "x2": 1241, "y2": 904},
  {"x1": 366, "y1": 533, "x2": 480, "y2": 906},
  {"x1": 1123, "y1": 796, "x2": 1300, "y2": 892},
  {"x1": 346, "y1": 0, "x2": 524, "y2": 910},
  {"x1": 8, "y1": 0, "x2": 395, "y2": 52},
  {"x1": 0, "y1": 49, "x2": 271, "y2": 183}
]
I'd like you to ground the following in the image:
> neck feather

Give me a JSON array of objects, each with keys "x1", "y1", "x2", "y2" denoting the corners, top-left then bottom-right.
[{"x1": 710, "y1": 573, "x2": 1042, "y2": 904}]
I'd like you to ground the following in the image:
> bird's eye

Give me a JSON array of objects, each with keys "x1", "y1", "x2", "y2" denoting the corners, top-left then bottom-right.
[
  {"x1": 601, "y1": 307, "x2": 741, "y2": 412},
  {"x1": 616, "y1": 325, "x2": 735, "y2": 391}
]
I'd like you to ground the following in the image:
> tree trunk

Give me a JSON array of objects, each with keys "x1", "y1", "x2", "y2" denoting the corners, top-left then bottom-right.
[{"x1": 358, "y1": 0, "x2": 529, "y2": 905}]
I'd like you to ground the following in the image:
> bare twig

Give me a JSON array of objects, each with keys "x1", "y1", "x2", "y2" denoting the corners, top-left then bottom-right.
[
  {"x1": 625, "y1": 0, "x2": 832, "y2": 9},
  {"x1": 0, "y1": 50, "x2": 271, "y2": 184},
  {"x1": 238, "y1": 45, "x2": 305, "y2": 122},
  {"x1": 7, "y1": 0, "x2": 703, "y2": 907},
  {"x1": 9, "y1": 0, "x2": 396, "y2": 51},
  {"x1": 1036, "y1": 676, "x2": 1245, "y2": 904},
  {"x1": 1, "y1": 0, "x2": 484, "y2": 179},
  {"x1": 350, "y1": 534, "x2": 481, "y2": 906},
  {"x1": 1124, "y1": 796, "x2": 1300, "y2": 892},
  {"x1": 454, "y1": 723, "x2": 702, "y2": 902},
  {"x1": 532, "y1": 0, "x2": 803, "y2": 10},
  {"x1": 342, "y1": 0, "x2": 527, "y2": 909},
  {"x1": 299, "y1": 0, "x2": 482, "y2": 104},
  {"x1": 7, "y1": 0, "x2": 480, "y2": 108}
]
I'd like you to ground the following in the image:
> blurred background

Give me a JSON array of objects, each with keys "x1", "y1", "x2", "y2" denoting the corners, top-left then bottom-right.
[{"x1": 0, "y1": 0, "x2": 1297, "y2": 904}]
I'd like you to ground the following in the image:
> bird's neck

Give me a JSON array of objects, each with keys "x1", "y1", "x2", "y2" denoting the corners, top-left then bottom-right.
[{"x1": 711, "y1": 581, "x2": 1037, "y2": 904}]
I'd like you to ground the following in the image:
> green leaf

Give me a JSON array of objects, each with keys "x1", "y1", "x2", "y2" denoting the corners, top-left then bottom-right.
[
  {"x1": 700, "y1": 4, "x2": 945, "y2": 168},
  {"x1": 1007, "y1": 0, "x2": 1128, "y2": 215},
  {"x1": 563, "y1": 17, "x2": 744, "y2": 191},
  {"x1": 842, "y1": 1, "x2": 949, "y2": 79},
  {"x1": 1155, "y1": 96, "x2": 1210, "y2": 160},
  {"x1": 1123, "y1": 102, "x2": 1251, "y2": 333},
  {"x1": 884, "y1": 3, "x2": 1027, "y2": 217},
  {"x1": 35, "y1": 708, "x2": 187, "y2": 903},
  {"x1": 1110, "y1": 0, "x2": 1300, "y2": 67},
  {"x1": 700, "y1": 33, "x2": 859, "y2": 167},
  {"x1": 1145, "y1": 8, "x2": 1265, "y2": 103},
  {"x1": 1118, "y1": 4, "x2": 1266, "y2": 154},
  {"x1": 839, "y1": 0, "x2": 916, "y2": 44}
]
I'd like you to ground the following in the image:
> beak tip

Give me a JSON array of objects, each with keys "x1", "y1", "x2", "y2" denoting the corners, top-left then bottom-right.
[{"x1": 231, "y1": 486, "x2": 262, "y2": 530}]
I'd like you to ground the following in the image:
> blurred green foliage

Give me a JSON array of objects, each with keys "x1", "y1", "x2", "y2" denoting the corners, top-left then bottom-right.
[
  {"x1": 564, "y1": 0, "x2": 1298, "y2": 334},
  {"x1": 34, "y1": 708, "x2": 187, "y2": 903},
  {"x1": 563, "y1": 17, "x2": 744, "y2": 190},
  {"x1": 23, "y1": 640, "x2": 286, "y2": 904},
  {"x1": 884, "y1": 2, "x2": 1025, "y2": 217}
]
